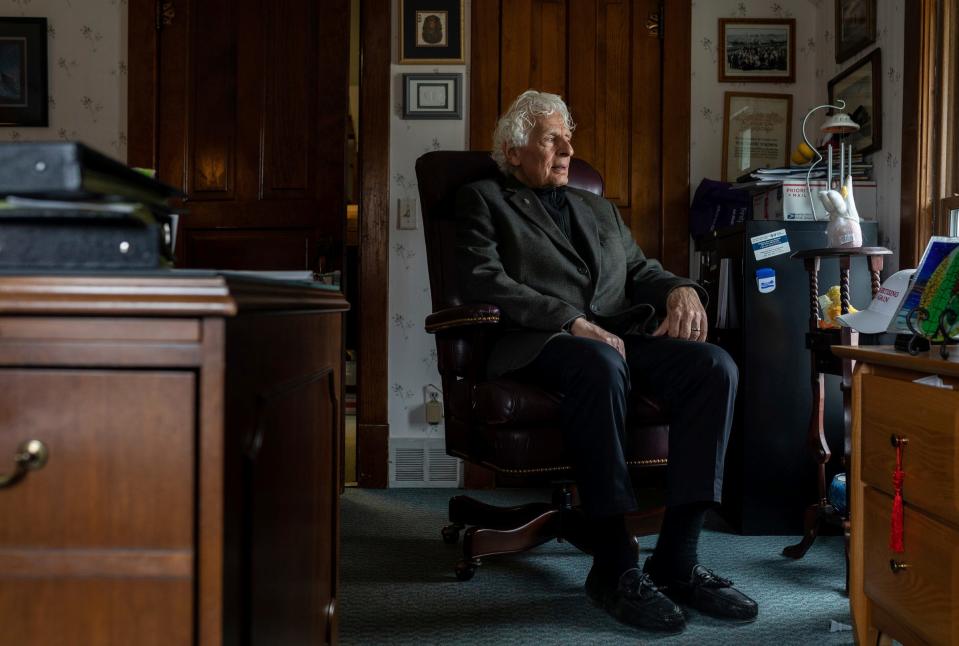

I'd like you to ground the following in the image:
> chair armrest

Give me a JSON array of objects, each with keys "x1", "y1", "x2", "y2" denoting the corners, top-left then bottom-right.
[{"x1": 425, "y1": 304, "x2": 501, "y2": 333}]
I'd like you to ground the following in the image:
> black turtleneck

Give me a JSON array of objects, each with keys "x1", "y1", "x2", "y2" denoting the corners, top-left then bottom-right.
[{"x1": 532, "y1": 185, "x2": 571, "y2": 240}]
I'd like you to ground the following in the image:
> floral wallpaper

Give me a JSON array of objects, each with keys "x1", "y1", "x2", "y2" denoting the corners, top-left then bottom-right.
[
  {"x1": 387, "y1": 3, "x2": 470, "y2": 447},
  {"x1": 690, "y1": 0, "x2": 905, "y2": 274},
  {"x1": 387, "y1": 91, "x2": 465, "y2": 444},
  {"x1": 0, "y1": 0, "x2": 127, "y2": 161}
]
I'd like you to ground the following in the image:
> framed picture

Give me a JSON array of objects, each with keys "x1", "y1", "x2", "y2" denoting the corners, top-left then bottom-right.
[
  {"x1": 399, "y1": 0, "x2": 464, "y2": 64},
  {"x1": 0, "y1": 17, "x2": 48, "y2": 127},
  {"x1": 403, "y1": 73, "x2": 462, "y2": 119},
  {"x1": 718, "y1": 18, "x2": 795, "y2": 83},
  {"x1": 721, "y1": 92, "x2": 793, "y2": 181},
  {"x1": 828, "y1": 48, "x2": 882, "y2": 155},
  {"x1": 835, "y1": 0, "x2": 876, "y2": 64}
]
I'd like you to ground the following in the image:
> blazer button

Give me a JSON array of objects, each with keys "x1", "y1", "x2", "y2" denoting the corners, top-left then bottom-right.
[
  {"x1": 577, "y1": 266, "x2": 587, "y2": 275},
  {"x1": 590, "y1": 304, "x2": 600, "y2": 313}
]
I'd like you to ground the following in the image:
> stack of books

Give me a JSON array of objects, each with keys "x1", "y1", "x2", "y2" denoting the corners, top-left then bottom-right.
[{"x1": 0, "y1": 142, "x2": 182, "y2": 271}]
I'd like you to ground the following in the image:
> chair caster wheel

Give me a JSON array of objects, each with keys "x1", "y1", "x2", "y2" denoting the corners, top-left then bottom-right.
[
  {"x1": 454, "y1": 559, "x2": 478, "y2": 581},
  {"x1": 441, "y1": 524, "x2": 461, "y2": 544}
]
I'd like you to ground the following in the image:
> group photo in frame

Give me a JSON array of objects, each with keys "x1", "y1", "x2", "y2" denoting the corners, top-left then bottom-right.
[
  {"x1": 402, "y1": 73, "x2": 462, "y2": 119},
  {"x1": 835, "y1": 0, "x2": 877, "y2": 64},
  {"x1": 0, "y1": 17, "x2": 48, "y2": 127},
  {"x1": 399, "y1": 0, "x2": 464, "y2": 64},
  {"x1": 721, "y1": 91, "x2": 793, "y2": 181},
  {"x1": 718, "y1": 18, "x2": 795, "y2": 83},
  {"x1": 828, "y1": 48, "x2": 882, "y2": 155}
]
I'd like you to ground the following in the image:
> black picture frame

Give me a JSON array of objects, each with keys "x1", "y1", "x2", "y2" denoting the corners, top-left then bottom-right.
[
  {"x1": 402, "y1": 73, "x2": 462, "y2": 120},
  {"x1": 828, "y1": 48, "x2": 882, "y2": 155},
  {"x1": 0, "y1": 17, "x2": 48, "y2": 127},
  {"x1": 718, "y1": 18, "x2": 796, "y2": 84},
  {"x1": 835, "y1": 0, "x2": 877, "y2": 64},
  {"x1": 399, "y1": 0, "x2": 464, "y2": 64}
]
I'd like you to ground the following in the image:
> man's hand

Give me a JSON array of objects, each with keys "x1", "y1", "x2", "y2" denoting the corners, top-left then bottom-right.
[
  {"x1": 569, "y1": 317, "x2": 625, "y2": 359},
  {"x1": 652, "y1": 286, "x2": 707, "y2": 342}
]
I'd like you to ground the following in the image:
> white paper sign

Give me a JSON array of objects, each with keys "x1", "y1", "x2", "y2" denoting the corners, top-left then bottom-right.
[{"x1": 750, "y1": 229, "x2": 791, "y2": 260}]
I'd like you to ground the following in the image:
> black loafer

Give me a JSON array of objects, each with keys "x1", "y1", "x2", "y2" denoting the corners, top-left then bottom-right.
[
  {"x1": 645, "y1": 559, "x2": 759, "y2": 622},
  {"x1": 585, "y1": 566, "x2": 686, "y2": 633}
]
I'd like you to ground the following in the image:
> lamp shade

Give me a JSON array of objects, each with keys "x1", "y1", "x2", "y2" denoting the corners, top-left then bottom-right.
[{"x1": 821, "y1": 112, "x2": 860, "y2": 134}]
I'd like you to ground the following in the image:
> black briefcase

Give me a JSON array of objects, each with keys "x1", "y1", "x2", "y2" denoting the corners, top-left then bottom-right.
[{"x1": 0, "y1": 209, "x2": 170, "y2": 270}]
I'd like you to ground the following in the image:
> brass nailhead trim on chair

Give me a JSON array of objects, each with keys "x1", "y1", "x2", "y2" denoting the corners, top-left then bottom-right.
[
  {"x1": 487, "y1": 458, "x2": 667, "y2": 475},
  {"x1": 426, "y1": 315, "x2": 501, "y2": 333}
]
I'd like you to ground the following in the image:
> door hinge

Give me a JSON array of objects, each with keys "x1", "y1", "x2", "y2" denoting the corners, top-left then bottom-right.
[
  {"x1": 157, "y1": 1, "x2": 176, "y2": 31},
  {"x1": 646, "y1": 3, "x2": 663, "y2": 39}
]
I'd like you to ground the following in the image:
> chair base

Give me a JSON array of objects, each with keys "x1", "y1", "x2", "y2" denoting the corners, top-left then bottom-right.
[{"x1": 443, "y1": 485, "x2": 664, "y2": 581}]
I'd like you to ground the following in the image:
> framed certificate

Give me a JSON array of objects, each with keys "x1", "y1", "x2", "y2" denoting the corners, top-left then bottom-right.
[{"x1": 722, "y1": 92, "x2": 793, "y2": 182}]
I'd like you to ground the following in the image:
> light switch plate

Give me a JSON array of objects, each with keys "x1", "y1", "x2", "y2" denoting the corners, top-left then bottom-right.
[{"x1": 398, "y1": 198, "x2": 417, "y2": 230}]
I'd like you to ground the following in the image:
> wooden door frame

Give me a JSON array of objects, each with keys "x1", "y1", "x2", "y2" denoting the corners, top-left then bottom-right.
[
  {"x1": 900, "y1": 0, "x2": 958, "y2": 267},
  {"x1": 356, "y1": 0, "x2": 391, "y2": 487}
]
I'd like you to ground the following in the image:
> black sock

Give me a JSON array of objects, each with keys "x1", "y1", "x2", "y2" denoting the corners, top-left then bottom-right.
[
  {"x1": 591, "y1": 514, "x2": 637, "y2": 584},
  {"x1": 649, "y1": 501, "x2": 712, "y2": 581}
]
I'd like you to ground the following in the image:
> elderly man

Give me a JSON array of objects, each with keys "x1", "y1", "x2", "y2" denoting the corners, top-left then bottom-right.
[{"x1": 454, "y1": 90, "x2": 758, "y2": 633}]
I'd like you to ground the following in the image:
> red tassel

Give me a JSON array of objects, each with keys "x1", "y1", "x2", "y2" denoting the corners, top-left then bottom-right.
[{"x1": 889, "y1": 441, "x2": 905, "y2": 553}]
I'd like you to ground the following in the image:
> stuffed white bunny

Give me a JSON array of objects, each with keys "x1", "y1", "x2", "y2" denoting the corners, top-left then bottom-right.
[{"x1": 820, "y1": 175, "x2": 863, "y2": 248}]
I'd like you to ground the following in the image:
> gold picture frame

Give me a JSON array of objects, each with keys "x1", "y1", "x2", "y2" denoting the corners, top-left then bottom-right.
[{"x1": 399, "y1": 0, "x2": 465, "y2": 64}]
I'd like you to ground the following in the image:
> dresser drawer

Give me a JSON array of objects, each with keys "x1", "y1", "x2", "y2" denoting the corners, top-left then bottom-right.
[
  {"x1": 863, "y1": 486, "x2": 959, "y2": 645},
  {"x1": 861, "y1": 374, "x2": 959, "y2": 525},
  {"x1": 0, "y1": 369, "x2": 195, "y2": 548}
]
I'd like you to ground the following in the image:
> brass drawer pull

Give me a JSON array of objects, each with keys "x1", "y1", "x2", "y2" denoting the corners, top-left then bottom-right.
[
  {"x1": 0, "y1": 440, "x2": 49, "y2": 489},
  {"x1": 889, "y1": 559, "x2": 911, "y2": 574}
]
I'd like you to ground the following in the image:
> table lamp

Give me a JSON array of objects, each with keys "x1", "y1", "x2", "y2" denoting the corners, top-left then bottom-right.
[{"x1": 799, "y1": 99, "x2": 860, "y2": 220}]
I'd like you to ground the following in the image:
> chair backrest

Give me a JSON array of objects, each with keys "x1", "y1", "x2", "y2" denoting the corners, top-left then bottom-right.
[{"x1": 415, "y1": 151, "x2": 604, "y2": 313}]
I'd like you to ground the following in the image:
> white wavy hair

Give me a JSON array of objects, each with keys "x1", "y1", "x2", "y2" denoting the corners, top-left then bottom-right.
[{"x1": 491, "y1": 90, "x2": 576, "y2": 175}]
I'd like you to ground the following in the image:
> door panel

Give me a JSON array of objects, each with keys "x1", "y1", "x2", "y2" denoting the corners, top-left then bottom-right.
[
  {"x1": 470, "y1": 0, "x2": 689, "y2": 271},
  {"x1": 152, "y1": 0, "x2": 348, "y2": 271}
]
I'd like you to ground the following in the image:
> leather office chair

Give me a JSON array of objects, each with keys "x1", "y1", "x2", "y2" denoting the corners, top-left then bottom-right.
[{"x1": 415, "y1": 150, "x2": 669, "y2": 581}]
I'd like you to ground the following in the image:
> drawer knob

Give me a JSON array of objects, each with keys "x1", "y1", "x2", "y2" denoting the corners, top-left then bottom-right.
[
  {"x1": 890, "y1": 434, "x2": 909, "y2": 448},
  {"x1": 889, "y1": 559, "x2": 911, "y2": 574},
  {"x1": 0, "y1": 440, "x2": 49, "y2": 489}
]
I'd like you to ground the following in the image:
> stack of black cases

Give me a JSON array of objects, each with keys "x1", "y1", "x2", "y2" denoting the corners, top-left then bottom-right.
[{"x1": 0, "y1": 142, "x2": 181, "y2": 270}]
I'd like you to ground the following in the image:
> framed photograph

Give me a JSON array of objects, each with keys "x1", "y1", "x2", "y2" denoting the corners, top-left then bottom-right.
[
  {"x1": 828, "y1": 48, "x2": 882, "y2": 155},
  {"x1": 0, "y1": 17, "x2": 48, "y2": 127},
  {"x1": 399, "y1": 0, "x2": 464, "y2": 64},
  {"x1": 721, "y1": 92, "x2": 793, "y2": 181},
  {"x1": 718, "y1": 18, "x2": 795, "y2": 83},
  {"x1": 835, "y1": 0, "x2": 876, "y2": 64},
  {"x1": 403, "y1": 73, "x2": 462, "y2": 119}
]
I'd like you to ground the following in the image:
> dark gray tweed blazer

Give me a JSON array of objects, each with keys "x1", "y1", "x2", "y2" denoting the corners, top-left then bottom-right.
[{"x1": 455, "y1": 174, "x2": 705, "y2": 378}]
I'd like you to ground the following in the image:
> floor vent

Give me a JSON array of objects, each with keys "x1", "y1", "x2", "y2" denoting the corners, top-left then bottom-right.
[{"x1": 390, "y1": 438, "x2": 462, "y2": 488}]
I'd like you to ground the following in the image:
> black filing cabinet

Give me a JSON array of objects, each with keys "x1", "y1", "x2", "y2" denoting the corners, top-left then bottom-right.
[{"x1": 697, "y1": 220, "x2": 878, "y2": 535}]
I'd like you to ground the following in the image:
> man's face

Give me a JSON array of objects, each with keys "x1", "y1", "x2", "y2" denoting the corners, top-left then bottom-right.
[{"x1": 506, "y1": 112, "x2": 574, "y2": 188}]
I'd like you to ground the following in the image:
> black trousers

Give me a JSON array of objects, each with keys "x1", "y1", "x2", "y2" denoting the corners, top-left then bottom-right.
[{"x1": 512, "y1": 334, "x2": 738, "y2": 517}]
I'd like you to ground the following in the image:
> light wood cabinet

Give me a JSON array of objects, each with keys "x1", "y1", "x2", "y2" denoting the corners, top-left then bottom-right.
[
  {"x1": 835, "y1": 345, "x2": 959, "y2": 646},
  {"x1": 0, "y1": 274, "x2": 347, "y2": 645}
]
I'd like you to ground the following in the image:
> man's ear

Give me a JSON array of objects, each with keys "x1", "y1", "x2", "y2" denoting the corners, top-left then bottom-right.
[{"x1": 505, "y1": 144, "x2": 521, "y2": 167}]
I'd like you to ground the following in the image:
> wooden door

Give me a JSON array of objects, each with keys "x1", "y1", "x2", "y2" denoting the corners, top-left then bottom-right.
[
  {"x1": 129, "y1": 0, "x2": 350, "y2": 271},
  {"x1": 470, "y1": 0, "x2": 690, "y2": 273}
]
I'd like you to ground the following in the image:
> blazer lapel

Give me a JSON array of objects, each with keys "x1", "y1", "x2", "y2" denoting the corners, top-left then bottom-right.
[
  {"x1": 568, "y1": 192, "x2": 601, "y2": 279},
  {"x1": 504, "y1": 183, "x2": 580, "y2": 260}
]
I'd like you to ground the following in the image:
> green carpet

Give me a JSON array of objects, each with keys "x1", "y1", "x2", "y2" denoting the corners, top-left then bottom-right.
[{"x1": 340, "y1": 488, "x2": 854, "y2": 645}]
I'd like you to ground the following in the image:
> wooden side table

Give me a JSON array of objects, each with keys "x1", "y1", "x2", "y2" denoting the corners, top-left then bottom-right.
[{"x1": 782, "y1": 247, "x2": 890, "y2": 561}]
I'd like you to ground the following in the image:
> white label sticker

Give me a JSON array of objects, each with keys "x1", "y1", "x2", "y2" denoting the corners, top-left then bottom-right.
[{"x1": 750, "y1": 229, "x2": 791, "y2": 260}]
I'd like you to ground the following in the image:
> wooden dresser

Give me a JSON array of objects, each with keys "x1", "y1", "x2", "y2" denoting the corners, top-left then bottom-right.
[
  {"x1": 0, "y1": 273, "x2": 347, "y2": 646},
  {"x1": 835, "y1": 345, "x2": 959, "y2": 646}
]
